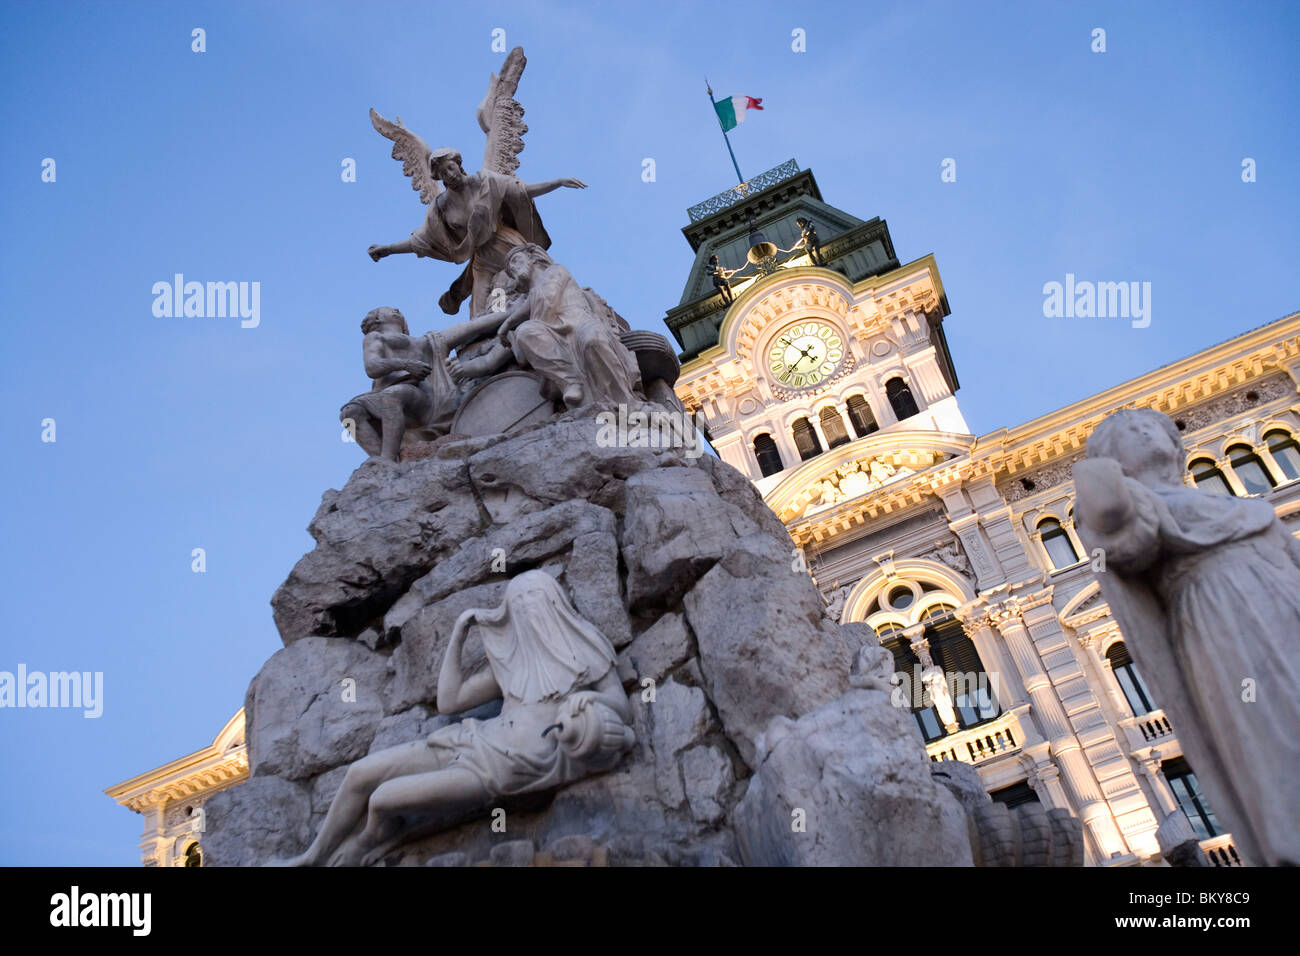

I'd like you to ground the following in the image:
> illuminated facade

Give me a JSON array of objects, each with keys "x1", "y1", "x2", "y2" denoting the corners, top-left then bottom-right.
[
  {"x1": 107, "y1": 162, "x2": 1299, "y2": 868},
  {"x1": 670, "y1": 161, "x2": 1300, "y2": 865},
  {"x1": 105, "y1": 710, "x2": 248, "y2": 866}
]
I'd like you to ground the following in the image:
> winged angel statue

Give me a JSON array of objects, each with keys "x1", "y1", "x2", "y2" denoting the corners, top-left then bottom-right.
[{"x1": 367, "y1": 47, "x2": 587, "y2": 317}]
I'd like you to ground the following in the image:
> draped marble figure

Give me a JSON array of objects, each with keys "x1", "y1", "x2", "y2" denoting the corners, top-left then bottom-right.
[
  {"x1": 366, "y1": 47, "x2": 586, "y2": 317},
  {"x1": 277, "y1": 571, "x2": 634, "y2": 866},
  {"x1": 449, "y1": 243, "x2": 644, "y2": 409},
  {"x1": 1073, "y1": 408, "x2": 1300, "y2": 866}
]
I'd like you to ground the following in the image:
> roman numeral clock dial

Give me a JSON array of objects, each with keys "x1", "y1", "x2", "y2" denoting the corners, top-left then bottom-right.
[{"x1": 767, "y1": 322, "x2": 844, "y2": 388}]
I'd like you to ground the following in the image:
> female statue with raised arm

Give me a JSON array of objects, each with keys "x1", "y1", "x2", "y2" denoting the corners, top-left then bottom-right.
[
  {"x1": 1073, "y1": 407, "x2": 1300, "y2": 866},
  {"x1": 276, "y1": 571, "x2": 634, "y2": 866}
]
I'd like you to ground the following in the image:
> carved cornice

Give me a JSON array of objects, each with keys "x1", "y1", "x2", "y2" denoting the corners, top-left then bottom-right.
[{"x1": 106, "y1": 709, "x2": 248, "y2": 814}]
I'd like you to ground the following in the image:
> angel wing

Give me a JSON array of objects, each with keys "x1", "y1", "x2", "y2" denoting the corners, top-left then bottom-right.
[
  {"x1": 477, "y1": 46, "x2": 528, "y2": 176},
  {"x1": 369, "y1": 108, "x2": 441, "y2": 206}
]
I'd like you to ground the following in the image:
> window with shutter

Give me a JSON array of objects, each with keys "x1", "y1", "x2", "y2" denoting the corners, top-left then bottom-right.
[
  {"x1": 846, "y1": 395, "x2": 878, "y2": 437},
  {"x1": 792, "y1": 417, "x2": 822, "y2": 460},
  {"x1": 819, "y1": 406, "x2": 851, "y2": 448}
]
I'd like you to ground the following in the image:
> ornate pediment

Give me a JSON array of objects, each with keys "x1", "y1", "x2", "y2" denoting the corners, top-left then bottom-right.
[
  {"x1": 765, "y1": 430, "x2": 976, "y2": 526},
  {"x1": 775, "y1": 447, "x2": 948, "y2": 522}
]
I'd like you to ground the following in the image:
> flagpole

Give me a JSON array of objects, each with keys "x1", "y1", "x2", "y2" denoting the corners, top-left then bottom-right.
[{"x1": 706, "y1": 78, "x2": 745, "y2": 186}]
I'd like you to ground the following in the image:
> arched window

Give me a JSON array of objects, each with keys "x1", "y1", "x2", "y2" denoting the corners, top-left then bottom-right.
[
  {"x1": 846, "y1": 395, "x2": 879, "y2": 437},
  {"x1": 819, "y1": 406, "x2": 851, "y2": 448},
  {"x1": 752, "y1": 434, "x2": 783, "y2": 477},
  {"x1": 885, "y1": 377, "x2": 920, "y2": 421},
  {"x1": 922, "y1": 608, "x2": 1000, "y2": 729},
  {"x1": 183, "y1": 842, "x2": 202, "y2": 868},
  {"x1": 1106, "y1": 641, "x2": 1156, "y2": 715},
  {"x1": 1227, "y1": 444, "x2": 1275, "y2": 495},
  {"x1": 1265, "y1": 430, "x2": 1300, "y2": 482},
  {"x1": 1189, "y1": 458, "x2": 1233, "y2": 495},
  {"x1": 1038, "y1": 517, "x2": 1080, "y2": 570},
  {"x1": 792, "y1": 417, "x2": 822, "y2": 461}
]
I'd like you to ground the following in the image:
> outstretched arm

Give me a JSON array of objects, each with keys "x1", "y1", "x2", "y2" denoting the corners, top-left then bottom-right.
[
  {"x1": 525, "y1": 177, "x2": 586, "y2": 198},
  {"x1": 368, "y1": 239, "x2": 417, "y2": 261}
]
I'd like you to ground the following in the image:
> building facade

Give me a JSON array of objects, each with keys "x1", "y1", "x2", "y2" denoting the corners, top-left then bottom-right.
[
  {"x1": 110, "y1": 162, "x2": 1297, "y2": 868},
  {"x1": 105, "y1": 710, "x2": 247, "y2": 866},
  {"x1": 669, "y1": 160, "x2": 1300, "y2": 866}
]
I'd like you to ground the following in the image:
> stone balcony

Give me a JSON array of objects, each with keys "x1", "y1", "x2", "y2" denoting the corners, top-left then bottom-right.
[
  {"x1": 927, "y1": 710, "x2": 1025, "y2": 765},
  {"x1": 1118, "y1": 708, "x2": 1177, "y2": 753},
  {"x1": 1200, "y1": 833, "x2": 1243, "y2": 867}
]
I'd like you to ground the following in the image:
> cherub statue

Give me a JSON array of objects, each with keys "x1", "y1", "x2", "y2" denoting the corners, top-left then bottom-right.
[
  {"x1": 1074, "y1": 407, "x2": 1300, "y2": 866},
  {"x1": 340, "y1": 306, "x2": 518, "y2": 461},
  {"x1": 706, "y1": 254, "x2": 740, "y2": 304},
  {"x1": 339, "y1": 307, "x2": 460, "y2": 461},
  {"x1": 447, "y1": 243, "x2": 642, "y2": 409},
  {"x1": 276, "y1": 571, "x2": 634, "y2": 866},
  {"x1": 795, "y1": 217, "x2": 824, "y2": 266},
  {"x1": 366, "y1": 48, "x2": 587, "y2": 317}
]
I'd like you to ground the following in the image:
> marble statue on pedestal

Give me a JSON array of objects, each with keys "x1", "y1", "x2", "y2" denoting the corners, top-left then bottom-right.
[
  {"x1": 366, "y1": 47, "x2": 587, "y2": 317},
  {"x1": 277, "y1": 571, "x2": 633, "y2": 866},
  {"x1": 1074, "y1": 407, "x2": 1300, "y2": 866}
]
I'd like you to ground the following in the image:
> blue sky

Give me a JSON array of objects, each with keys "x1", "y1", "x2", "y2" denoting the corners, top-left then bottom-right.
[{"x1": 1, "y1": 0, "x2": 1296, "y2": 865}]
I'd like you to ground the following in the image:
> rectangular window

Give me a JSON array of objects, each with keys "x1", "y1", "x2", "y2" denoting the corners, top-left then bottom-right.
[{"x1": 1162, "y1": 757, "x2": 1220, "y2": 840}]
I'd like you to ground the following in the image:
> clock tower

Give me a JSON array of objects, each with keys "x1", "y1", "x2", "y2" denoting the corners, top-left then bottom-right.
[{"x1": 668, "y1": 160, "x2": 970, "y2": 518}]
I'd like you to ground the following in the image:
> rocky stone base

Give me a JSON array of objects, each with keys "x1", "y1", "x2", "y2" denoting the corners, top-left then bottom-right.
[{"x1": 202, "y1": 403, "x2": 1030, "y2": 867}]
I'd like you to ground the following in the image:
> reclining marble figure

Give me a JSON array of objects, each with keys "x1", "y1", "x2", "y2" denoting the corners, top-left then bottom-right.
[{"x1": 276, "y1": 570, "x2": 635, "y2": 866}]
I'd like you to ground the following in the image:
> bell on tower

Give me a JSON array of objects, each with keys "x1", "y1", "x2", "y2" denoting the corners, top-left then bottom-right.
[{"x1": 745, "y1": 218, "x2": 779, "y2": 272}]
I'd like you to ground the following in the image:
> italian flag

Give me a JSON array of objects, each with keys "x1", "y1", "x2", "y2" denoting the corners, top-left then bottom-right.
[{"x1": 714, "y1": 95, "x2": 763, "y2": 132}]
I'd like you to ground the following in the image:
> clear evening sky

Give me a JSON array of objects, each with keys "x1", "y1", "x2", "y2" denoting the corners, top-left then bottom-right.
[{"x1": 1, "y1": 1, "x2": 1296, "y2": 864}]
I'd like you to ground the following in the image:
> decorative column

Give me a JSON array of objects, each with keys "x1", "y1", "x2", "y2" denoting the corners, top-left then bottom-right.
[
  {"x1": 1020, "y1": 750, "x2": 1070, "y2": 811},
  {"x1": 809, "y1": 414, "x2": 831, "y2": 454},
  {"x1": 1095, "y1": 653, "x2": 1134, "y2": 720},
  {"x1": 772, "y1": 423, "x2": 800, "y2": 473},
  {"x1": 984, "y1": 599, "x2": 1126, "y2": 859},
  {"x1": 140, "y1": 800, "x2": 167, "y2": 867},
  {"x1": 1218, "y1": 456, "x2": 1249, "y2": 497},
  {"x1": 1136, "y1": 752, "x2": 1180, "y2": 816}
]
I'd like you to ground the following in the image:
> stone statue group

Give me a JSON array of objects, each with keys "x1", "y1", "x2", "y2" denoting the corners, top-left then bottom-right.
[
  {"x1": 285, "y1": 47, "x2": 1300, "y2": 868},
  {"x1": 284, "y1": 48, "x2": 657, "y2": 866},
  {"x1": 341, "y1": 48, "x2": 662, "y2": 462}
]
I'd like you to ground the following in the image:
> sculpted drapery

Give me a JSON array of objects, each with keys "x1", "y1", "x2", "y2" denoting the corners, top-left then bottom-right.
[{"x1": 1075, "y1": 408, "x2": 1300, "y2": 866}]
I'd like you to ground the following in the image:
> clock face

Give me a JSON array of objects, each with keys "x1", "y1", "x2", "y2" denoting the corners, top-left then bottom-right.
[{"x1": 767, "y1": 322, "x2": 844, "y2": 388}]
